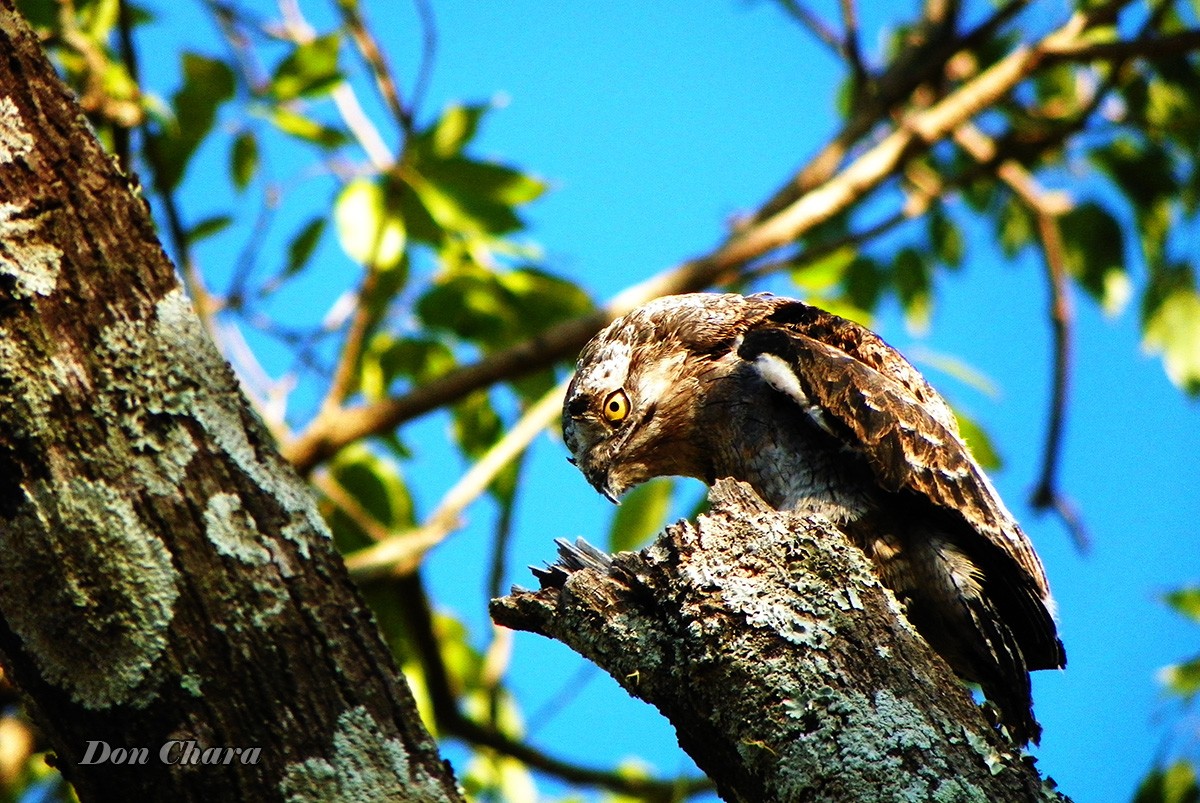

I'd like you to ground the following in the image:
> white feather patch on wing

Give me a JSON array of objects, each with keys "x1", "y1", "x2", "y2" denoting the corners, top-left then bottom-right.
[{"x1": 751, "y1": 352, "x2": 838, "y2": 437}]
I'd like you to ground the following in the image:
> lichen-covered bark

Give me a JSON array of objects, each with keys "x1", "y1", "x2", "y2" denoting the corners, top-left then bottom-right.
[
  {"x1": 0, "y1": 4, "x2": 461, "y2": 801},
  {"x1": 492, "y1": 480, "x2": 1065, "y2": 802}
]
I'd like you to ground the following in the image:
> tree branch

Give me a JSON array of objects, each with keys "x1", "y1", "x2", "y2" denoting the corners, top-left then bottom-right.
[
  {"x1": 392, "y1": 575, "x2": 712, "y2": 800},
  {"x1": 492, "y1": 480, "x2": 1063, "y2": 801},
  {"x1": 281, "y1": 1, "x2": 1121, "y2": 475}
]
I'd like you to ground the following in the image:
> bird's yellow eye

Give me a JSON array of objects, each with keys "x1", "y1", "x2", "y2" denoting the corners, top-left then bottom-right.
[{"x1": 602, "y1": 389, "x2": 630, "y2": 423}]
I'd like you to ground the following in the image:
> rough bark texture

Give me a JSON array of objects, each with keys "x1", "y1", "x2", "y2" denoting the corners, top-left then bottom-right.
[
  {"x1": 492, "y1": 480, "x2": 1065, "y2": 802},
  {"x1": 0, "y1": 5, "x2": 461, "y2": 801}
]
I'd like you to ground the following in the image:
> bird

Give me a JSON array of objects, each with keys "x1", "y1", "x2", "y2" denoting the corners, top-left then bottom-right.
[{"x1": 561, "y1": 292, "x2": 1065, "y2": 745}]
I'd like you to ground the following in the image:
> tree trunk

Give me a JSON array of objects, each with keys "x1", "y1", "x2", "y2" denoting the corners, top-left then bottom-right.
[
  {"x1": 0, "y1": 5, "x2": 461, "y2": 801},
  {"x1": 492, "y1": 479, "x2": 1065, "y2": 802}
]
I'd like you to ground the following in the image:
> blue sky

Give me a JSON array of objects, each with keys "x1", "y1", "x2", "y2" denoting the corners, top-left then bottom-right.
[{"x1": 141, "y1": 1, "x2": 1200, "y2": 800}]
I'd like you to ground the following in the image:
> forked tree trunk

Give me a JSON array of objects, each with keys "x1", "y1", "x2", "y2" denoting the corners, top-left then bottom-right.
[
  {"x1": 0, "y1": 5, "x2": 461, "y2": 800},
  {"x1": 492, "y1": 480, "x2": 1065, "y2": 802}
]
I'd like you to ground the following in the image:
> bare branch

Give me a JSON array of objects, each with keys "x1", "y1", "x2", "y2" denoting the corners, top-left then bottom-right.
[
  {"x1": 774, "y1": 0, "x2": 844, "y2": 56},
  {"x1": 333, "y1": 0, "x2": 414, "y2": 139},
  {"x1": 1043, "y1": 28, "x2": 1200, "y2": 64},
  {"x1": 840, "y1": 0, "x2": 870, "y2": 91},
  {"x1": 952, "y1": 123, "x2": 1090, "y2": 552},
  {"x1": 409, "y1": 0, "x2": 438, "y2": 120},
  {"x1": 281, "y1": 1, "x2": 1129, "y2": 475}
]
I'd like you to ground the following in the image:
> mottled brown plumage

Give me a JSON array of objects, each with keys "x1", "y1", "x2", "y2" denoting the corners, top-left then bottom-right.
[{"x1": 562, "y1": 292, "x2": 1065, "y2": 744}]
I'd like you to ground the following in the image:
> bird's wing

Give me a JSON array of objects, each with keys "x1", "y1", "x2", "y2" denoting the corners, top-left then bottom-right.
[{"x1": 738, "y1": 301, "x2": 1049, "y2": 598}]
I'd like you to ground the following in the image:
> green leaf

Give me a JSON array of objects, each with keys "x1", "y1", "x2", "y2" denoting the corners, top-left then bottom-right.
[
  {"x1": 186, "y1": 214, "x2": 232, "y2": 244},
  {"x1": 417, "y1": 273, "x2": 511, "y2": 343},
  {"x1": 426, "y1": 103, "x2": 489, "y2": 157},
  {"x1": 842, "y1": 256, "x2": 886, "y2": 312},
  {"x1": 997, "y1": 196, "x2": 1034, "y2": 258},
  {"x1": 425, "y1": 157, "x2": 547, "y2": 207},
  {"x1": 231, "y1": 131, "x2": 259, "y2": 190},
  {"x1": 1143, "y1": 286, "x2": 1200, "y2": 395},
  {"x1": 154, "y1": 52, "x2": 235, "y2": 189},
  {"x1": 1060, "y1": 202, "x2": 1130, "y2": 315},
  {"x1": 270, "y1": 33, "x2": 342, "y2": 101},
  {"x1": 1164, "y1": 587, "x2": 1200, "y2": 623},
  {"x1": 497, "y1": 267, "x2": 593, "y2": 337},
  {"x1": 952, "y1": 409, "x2": 1004, "y2": 471},
  {"x1": 894, "y1": 247, "x2": 932, "y2": 332},
  {"x1": 793, "y1": 246, "x2": 857, "y2": 292},
  {"x1": 1160, "y1": 657, "x2": 1200, "y2": 701},
  {"x1": 928, "y1": 206, "x2": 964, "y2": 269},
  {"x1": 269, "y1": 107, "x2": 348, "y2": 149},
  {"x1": 284, "y1": 217, "x2": 325, "y2": 278},
  {"x1": 335, "y1": 177, "x2": 407, "y2": 269},
  {"x1": 453, "y1": 392, "x2": 503, "y2": 460},
  {"x1": 609, "y1": 478, "x2": 674, "y2": 552},
  {"x1": 325, "y1": 444, "x2": 415, "y2": 552},
  {"x1": 1134, "y1": 760, "x2": 1200, "y2": 803},
  {"x1": 364, "y1": 336, "x2": 455, "y2": 396}
]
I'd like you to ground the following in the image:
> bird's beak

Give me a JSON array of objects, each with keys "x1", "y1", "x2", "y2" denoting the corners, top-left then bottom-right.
[{"x1": 582, "y1": 464, "x2": 620, "y2": 505}]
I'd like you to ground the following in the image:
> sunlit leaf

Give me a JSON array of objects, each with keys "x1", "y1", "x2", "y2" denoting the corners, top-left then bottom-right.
[
  {"x1": 326, "y1": 444, "x2": 415, "y2": 552},
  {"x1": 952, "y1": 409, "x2": 1004, "y2": 472},
  {"x1": 609, "y1": 478, "x2": 674, "y2": 553},
  {"x1": 498, "y1": 267, "x2": 593, "y2": 336},
  {"x1": 335, "y1": 177, "x2": 406, "y2": 269},
  {"x1": 270, "y1": 33, "x2": 342, "y2": 101},
  {"x1": 1160, "y1": 657, "x2": 1200, "y2": 701},
  {"x1": 793, "y1": 246, "x2": 857, "y2": 292},
  {"x1": 1134, "y1": 760, "x2": 1200, "y2": 803},
  {"x1": 453, "y1": 392, "x2": 503, "y2": 460},
  {"x1": 231, "y1": 130, "x2": 258, "y2": 190},
  {"x1": 997, "y1": 196, "x2": 1034, "y2": 258},
  {"x1": 1143, "y1": 286, "x2": 1200, "y2": 395},
  {"x1": 426, "y1": 103, "x2": 489, "y2": 157},
  {"x1": 1164, "y1": 587, "x2": 1200, "y2": 623},
  {"x1": 269, "y1": 107, "x2": 348, "y2": 149}
]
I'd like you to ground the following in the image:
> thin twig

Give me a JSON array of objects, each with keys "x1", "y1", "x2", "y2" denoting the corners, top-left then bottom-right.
[
  {"x1": 409, "y1": 0, "x2": 438, "y2": 118},
  {"x1": 952, "y1": 122, "x2": 1090, "y2": 551},
  {"x1": 839, "y1": 0, "x2": 870, "y2": 93},
  {"x1": 345, "y1": 379, "x2": 569, "y2": 579},
  {"x1": 486, "y1": 451, "x2": 525, "y2": 603},
  {"x1": 774, "y1": 0, "x2": 844, "y2": 56},
  {"x1": 334, "y1": 0, "x2": 413, "y2": 138}
]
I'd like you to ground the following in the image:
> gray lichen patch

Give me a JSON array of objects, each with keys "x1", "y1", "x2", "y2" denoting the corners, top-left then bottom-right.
[
  {"x1": 0, "y1": 201, "x2": 62, "y2": 298},
  {"x1": 152, "y1": 290, "x2": 330, "y2": 553},
  {"x1": 278, "y1": 706, "x2": 447, "y2": 803},
  {"x1": 0, "y1": 478, "x2": 180, "y2": 709},
  {"x1": 204, "y1": 493, "x2": 271, "y2": 566},
  {"x1": 0, "y1": 95, "x2": 35, "y2": 164},
  {"x1": 773, "y1": 688, "x2": 989, "y2": 803}
]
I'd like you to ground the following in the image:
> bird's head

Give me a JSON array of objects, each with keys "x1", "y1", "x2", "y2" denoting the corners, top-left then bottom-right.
[{"x1": 561, "y1": 293, "x2": 768, "y2": 501}]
